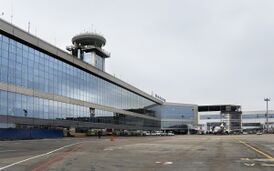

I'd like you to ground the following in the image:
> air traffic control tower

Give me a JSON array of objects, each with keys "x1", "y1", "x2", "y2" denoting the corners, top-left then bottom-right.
[{"x1": 67, "y1": 33, "x2": 110, "y2": 71}]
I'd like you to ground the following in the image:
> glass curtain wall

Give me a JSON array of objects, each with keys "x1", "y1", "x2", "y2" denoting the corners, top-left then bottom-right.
[
  {"x1": 0, "y1": 33, "x2": 157, "y2": 114},
  {"x1": 149, "y1": 104, "x2": 195, "y2": 129},
  {"x1": 0, "y1": 33, "x2": 160, "y2": 128},
  {"x1": 0, "y1": 90, "x2": 159, "y2": 128},
  {"x1": 242, "y1": 114, "x2": 274, "y2": 119}
]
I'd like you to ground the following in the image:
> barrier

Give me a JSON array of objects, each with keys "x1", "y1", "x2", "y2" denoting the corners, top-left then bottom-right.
[{"x1": 0, "y1": 128, "x2": 64, "y2": 140}]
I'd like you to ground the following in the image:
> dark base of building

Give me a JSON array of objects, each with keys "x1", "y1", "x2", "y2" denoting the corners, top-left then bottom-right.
[{"x1": 0, "y1": 128, "x2": 64, "y2": 140}]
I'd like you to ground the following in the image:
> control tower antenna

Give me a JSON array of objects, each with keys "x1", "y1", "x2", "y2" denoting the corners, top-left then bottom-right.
[
  {"x1": 10, "y1": 2, "x2": 13, "y2": 24},
  {"x1": 28, "y1": 21, "x2": 30, "y2": 33}
]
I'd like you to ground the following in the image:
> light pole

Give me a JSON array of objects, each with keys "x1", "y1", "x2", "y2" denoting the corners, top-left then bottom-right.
[
  {"x1": 264, "y1": 98, "x2": 270, "y2": 133},
  {"x1": 181, "y1": 114, "x2": 187, "y2": 134}
]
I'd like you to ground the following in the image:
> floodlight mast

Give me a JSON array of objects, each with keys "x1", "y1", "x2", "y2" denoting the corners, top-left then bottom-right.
[{"x1": 264, "y1": 98, "x2": 270, "y2": 132}]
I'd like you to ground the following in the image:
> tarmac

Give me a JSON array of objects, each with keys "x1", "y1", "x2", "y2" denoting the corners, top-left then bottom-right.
[{"x1": 0, "y1": 134, "x2": 273, "y2": 171}]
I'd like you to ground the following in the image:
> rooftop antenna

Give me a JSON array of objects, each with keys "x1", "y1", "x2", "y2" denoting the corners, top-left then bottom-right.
[
  {"x1": 10, "y1": 2, "x2": 13, "y2": 24},
  {"x1": 28, "y1": 21, "x2": 30, "y2": 33},
  {"x1": 35, "y1": 27, "x2": 37, "y2": 36}
]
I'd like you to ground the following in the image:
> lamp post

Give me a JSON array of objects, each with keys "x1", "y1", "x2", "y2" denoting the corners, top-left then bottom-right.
[
  {"x1": 264, "y1": 98, "x2": 270, "y2": 133},
  {"x1": 23, "y1": 109, "x2": 28, "y2": 117},
  {"x1": 181, "y1": 114, "x2": 186, "y2": 134}
]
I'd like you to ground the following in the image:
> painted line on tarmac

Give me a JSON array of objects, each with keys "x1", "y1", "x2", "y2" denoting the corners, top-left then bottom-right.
[
  {"x1": 238, "y1": 140, "x2": 274, "y2": 160},
  {"x1": 0, "y1": 142, "x2": 84, "y2": 171},
  {"x1": 261, "y1": 163, "x2": 274, "y2": 167},
  {"x1": 31, "y1": 144, "x2": 82, "y2": 171}
]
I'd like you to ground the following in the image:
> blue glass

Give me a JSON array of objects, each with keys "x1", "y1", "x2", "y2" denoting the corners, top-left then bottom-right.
[
  {"x1": 0, "y1": 33, "x2": 160, "y2": 128},
  {"x1": 95, "y1": 55, "x2": 104, "y2": 70},
  {"x1": 242, "y1": 123, "x2": 261, "y2": 127},
  {"x1": 242, "y1": 114, "x2": 274, "y2": 119},
  {"x1": 200, "y1": 114, "x2": 221, "y2": 120},
  {"x1": 149, "y1": 104, "x2": 195, "y2": 129},
  {"x1": 0, "y1": 34, "x2": 158, "y2": 113},
  {"x1": 150, "y1": 105, "x2": 195, "y2": 120}
]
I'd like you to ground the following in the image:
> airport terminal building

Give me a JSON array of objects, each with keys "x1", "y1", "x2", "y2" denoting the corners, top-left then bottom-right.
[
  {"x1": 198, "y1": 108, "x2": 274, "y2": 132},
  {"x1": 0, "y1": 18, "x2": 166, "y2": 132},
  {"x1": 198, "y1": 105, "x2": 242, "y2": 132},
  {"x1": 1, "y1": 18, "x2": 272, "y2": 138},
  {"x1": 241, "y1": 111, "x2": 274, "y2": 131},
  {"x1": 150, "y1": 102, "x2": 198, "y2": 134}
]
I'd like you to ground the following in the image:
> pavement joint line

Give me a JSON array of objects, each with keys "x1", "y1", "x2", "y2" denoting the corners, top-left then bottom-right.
[
  {"x1": 0, "y1": 140, "x2": 89, "y2": 171},
  {"x1": 238, "y1": 140, "x2": 274, "y2": 160},
  {"x1": 0, "y1": 150, "x2": 17, "y2": 153}
]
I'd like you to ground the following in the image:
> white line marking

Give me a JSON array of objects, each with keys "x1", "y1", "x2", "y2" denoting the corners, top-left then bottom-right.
[
  {"x1": 244, "y1": 163, "x2": 255, "y2": 167},
  {"x1": 103, "y1": 148, "x2": 113, "y2": 151},
  {"x1": 261, "y1": 163, "x2": 274, "y2": 167},
  {"x1": 163, "y1": 162, "x2": 173, "y2": 165},
  {"x1": 0, "y1": 142, "x2": 82, "y2": 170}
]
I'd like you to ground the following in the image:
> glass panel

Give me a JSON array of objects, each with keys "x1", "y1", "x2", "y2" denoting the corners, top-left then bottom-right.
[{"x1": 0, "y1": 34, "x2": 160, "y2": 128}]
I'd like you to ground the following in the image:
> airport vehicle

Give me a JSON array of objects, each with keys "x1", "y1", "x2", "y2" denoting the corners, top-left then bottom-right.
[
  {"x1": 256, "y1": 132, "x2": 263, "y2": 135},
  {"x1": 160, "y1": 132, "x2": 167, "y2": 136},
  {"x1": 150, "y1": 132, "x2": 157, "y2": 136},
  {"x1": 167, "y1": 131, "x2": 175, "y2": 136},
  {"x1": 86, "y1": 129, "x2": 97, "y2": 136},
  {"x1": 143, "y1": 131, "x2": 151, "y2": 136},
  {"x1": 155, "y1": 131, "x2": 162, "y2": 136}
]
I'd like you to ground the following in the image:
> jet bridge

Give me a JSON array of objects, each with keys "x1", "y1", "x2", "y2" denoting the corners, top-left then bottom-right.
[{"x1": 198, "y1": 105, "x2": 242, "y2": 132}]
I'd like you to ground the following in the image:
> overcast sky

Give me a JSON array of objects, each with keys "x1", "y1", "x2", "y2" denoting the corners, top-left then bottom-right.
[{"x1": 1, "y1": 0, "x2": 273, "y2": 110}]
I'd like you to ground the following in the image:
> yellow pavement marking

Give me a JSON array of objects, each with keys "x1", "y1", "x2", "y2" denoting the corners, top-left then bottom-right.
[{"x1": 238, "y1": 140, "x2": 274, "y2": 160}]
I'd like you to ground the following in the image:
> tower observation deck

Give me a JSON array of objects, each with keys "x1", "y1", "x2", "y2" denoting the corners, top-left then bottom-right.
[{"x1": 67, "y1": 32, "x2": 110, "y2": 71}]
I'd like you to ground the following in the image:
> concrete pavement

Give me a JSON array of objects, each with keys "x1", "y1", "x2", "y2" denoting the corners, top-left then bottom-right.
[{"x1": 0, "y1": 135, "x2": 273, "y2": 171}]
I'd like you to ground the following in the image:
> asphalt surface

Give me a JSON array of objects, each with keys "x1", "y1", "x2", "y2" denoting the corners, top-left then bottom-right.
[{"x1": 0, "y1": 134, "x2": 273, "y2": 171}]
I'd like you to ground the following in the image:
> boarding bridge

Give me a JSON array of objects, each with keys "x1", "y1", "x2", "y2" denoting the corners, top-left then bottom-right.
[{"x1": 198, "y1": 105, "x2": 242, "y2": 132}]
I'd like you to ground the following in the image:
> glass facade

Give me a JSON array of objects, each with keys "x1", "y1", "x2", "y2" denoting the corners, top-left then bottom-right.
[
  {"x1": 161, "y1": 121, "x2": 188, "y2": 129},
  {"x1": 0, "y1": 33, "x2": 160, "y2": 129},
  {"x1": 82, "y1": 52, "x2": 104, "y2": 70},
  {"x1": 242, "y1": 114, "x2": 274, "y2": 119},
  {"x1": 0, "y1": 90, "x2": 158, "y2": 128},
  {"x1": 149, "y1": 104, "x2": 196, "y2": 129},
  {"x1": 242, "y1": 123, "x2": 261, "y2": 127},
  {"x1": 200, "y1": 114, "x2": 220, "y2": 120},
  {"x1": 83, "y1": 52, "x2": 93, "y2": 65},
  {"x1": 95, "y1": 54, "x2": 104, "y2": 70},
  {"x1": 156, "y1": 105, "x2": 195, "y2": 120}
]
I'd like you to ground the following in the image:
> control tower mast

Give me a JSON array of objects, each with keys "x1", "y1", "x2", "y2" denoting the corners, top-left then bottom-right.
[{"x1": 67, "y1": 32, "x2": 110, "y2": 71}]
